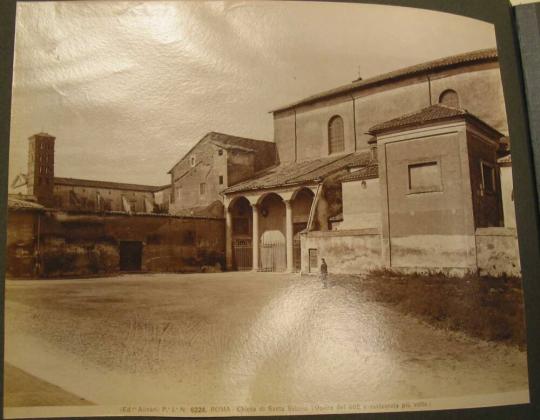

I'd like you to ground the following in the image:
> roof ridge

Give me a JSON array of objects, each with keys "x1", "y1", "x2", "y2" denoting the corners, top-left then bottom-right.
[
  {"x1": 209, "y1": 131, "x2": 273, "y2": 144},
  {"x1": 54, "y1": 176, "x2": 162, "y2": 191},
  {"x1": 168, "y1": 131, "x2": 274, "y2": 173},
  {"x1": 368, "y1": 102, "x2": 502, "y2": 136},
  {"x1": 271, "y1": 48, "x2": 498, "y2": 113}
]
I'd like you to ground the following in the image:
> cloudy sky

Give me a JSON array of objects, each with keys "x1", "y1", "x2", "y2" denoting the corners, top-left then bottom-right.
[{"x1": 8, "y1": 1, "x2": 497, "y2": 187}]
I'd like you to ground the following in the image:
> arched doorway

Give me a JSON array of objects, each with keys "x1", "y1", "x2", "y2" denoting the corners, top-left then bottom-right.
[
  {"x1": 260, "y1": 230, "x2": 286, "y2": 272},
  {"x1": 230, "y1": 196, "x2": 253, "y2": 271},
  {"x1": 258, "y1": 193, "x2": 286, "y2": 272},
  {"x1": 291, "y1": 188, "x2": 315, "y2": 271}
]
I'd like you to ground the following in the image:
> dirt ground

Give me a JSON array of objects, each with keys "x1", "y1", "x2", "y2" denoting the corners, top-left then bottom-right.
[{"x1": 4, "y1": 272, "x2": 529, "y2": 409}]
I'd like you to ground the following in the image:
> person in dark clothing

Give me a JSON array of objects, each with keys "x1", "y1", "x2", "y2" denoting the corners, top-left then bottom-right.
[{"x1": 320, "y1": 258, "x2": 328, "y2": 288}]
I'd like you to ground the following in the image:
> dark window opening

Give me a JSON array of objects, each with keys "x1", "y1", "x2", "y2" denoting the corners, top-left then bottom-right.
[
  {"x1": 481, "y1": 162, "x2": 496, "y2": 194},
  {"x1": 328, "y1": 115, "x2": 345, "y2": 154}
]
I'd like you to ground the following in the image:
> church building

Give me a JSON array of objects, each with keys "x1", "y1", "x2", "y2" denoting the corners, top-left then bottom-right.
[{"x1": 222, "y1": 48, "x2": 519, "y2": 276}]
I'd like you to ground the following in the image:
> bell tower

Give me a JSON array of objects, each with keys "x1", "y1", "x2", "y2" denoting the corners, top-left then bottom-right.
[{"x1": 27, "y1": 132, "x2": 55, "y2": 206}]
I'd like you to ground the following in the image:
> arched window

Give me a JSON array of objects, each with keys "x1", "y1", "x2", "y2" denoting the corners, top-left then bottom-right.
[
  {"x1": 328, "y1": 115, "x2": 345, "y2": 154},
  {"x1": 439, "y1": 89, "x2": 459, "y2": 108}
]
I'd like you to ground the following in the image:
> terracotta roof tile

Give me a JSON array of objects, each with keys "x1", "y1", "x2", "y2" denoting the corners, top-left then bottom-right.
[
  {"x1": 8, "y1": 196, "x2": 45, "y2": 211},
  {"x1": 54, "y1": 177, "x2": 163, "y2": 192},
  {"x1": 271, "y1": 48, "x2": 497, "y2": 113},
  {"x1": 224, "y1": 151, "x2": 372, "y2": 194},
  {"x1": 340, "y1": 165, "x2": 379, "y2": 182},
  {"x1": 368, "y1": 104, "x2": 468, "y2": 134}
]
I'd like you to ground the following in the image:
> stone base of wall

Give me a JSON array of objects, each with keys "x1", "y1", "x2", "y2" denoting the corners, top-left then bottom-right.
[
  {"x1": 476, "y1": 227, "x2": 521, "y2": 277},
  {"x1": 300, "y1": 229, "x2": 382, "y2": 274},
  {"x1": 299, "y1": 227, "x2": 521, "y2": 277}
]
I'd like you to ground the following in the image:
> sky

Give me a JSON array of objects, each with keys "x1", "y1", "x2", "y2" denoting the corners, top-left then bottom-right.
[{"x1": 8, "y1": 1, "x2": 497, "y2": 188}]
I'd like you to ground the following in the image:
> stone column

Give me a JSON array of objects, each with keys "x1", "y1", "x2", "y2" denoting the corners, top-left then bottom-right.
[
  {"x1": 225, "y1": 207, "x2": 233, "y2": 271},
  {"x1": 285, "y1": 199, "x2": 294, "y2": 272},
  {"x1": 252, "y1": 204, "x2": 259, "y2": 271}
]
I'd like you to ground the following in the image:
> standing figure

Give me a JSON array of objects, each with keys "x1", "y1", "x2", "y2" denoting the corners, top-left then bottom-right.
[{"x1": 320, "y1": 258, "x2": 328, "y2": 288}]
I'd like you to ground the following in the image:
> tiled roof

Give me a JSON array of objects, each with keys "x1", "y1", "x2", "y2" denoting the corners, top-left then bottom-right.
[
  {"x1": 168, "y1": 131, "x2": 275, "y2": 173},
  {"x1": 271, "y1": 48, "x2": 498, "y2": 113},
  {"x1": 368, "y1": 104, "x2": 467, "y2": 133},
  {"x1": 368, "y1": 104, "x2": 503, "y2": 137},
  {"x1": 224, "y1": 151, "x2": 372, "y2": 194},
  {"x1": 8, "y1": 196, "x2": 45, "y2": 211},
  {"x1": 340, "y1": 165, "x2": 379, "y2": 182},
  {"x1": 54, "y1": 177, "x2": 163, "y2": 192}
]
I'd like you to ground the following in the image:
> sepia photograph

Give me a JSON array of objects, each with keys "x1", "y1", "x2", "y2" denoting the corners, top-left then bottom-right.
[{"x1": 2, "y1": 0, "x2": 532, "y2": 418}]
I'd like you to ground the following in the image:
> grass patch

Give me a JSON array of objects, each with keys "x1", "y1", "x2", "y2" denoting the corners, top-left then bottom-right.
[{"x1": 339, "y1": 270, "x2": 526, "y2": 348}]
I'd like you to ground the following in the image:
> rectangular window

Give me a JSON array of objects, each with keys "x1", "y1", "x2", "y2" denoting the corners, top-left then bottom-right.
[
  {"x1": 219, "y1": 175, "x2": 224, "y2": 185},
  {"x1": 481, "y1": 162, "x2": 496, "y2": 194},
  {"x1": 200, "y1": 183, "x2": 206, "y2": 196},
  {"x1": 308, "y1": 249, "x2": 318, "y2": 273},
  {"x1": 408, "y1": 161, "x2": 442, "y2": 193},
  {"x1": 218, "y1": 149, "x2": 223, "y2": 156}
]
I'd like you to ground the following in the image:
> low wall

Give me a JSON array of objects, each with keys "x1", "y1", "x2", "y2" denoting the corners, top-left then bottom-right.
[
  {"x1": 390, "y1": 234, "x2": 477, "y2": 271},
  {"x1": 475, "y1": 227, "x2": 521, "y2": 277},
  {"x1": 6, "y1": 212, "x2": 39, "y2": 278},
  {"x1": 6, "y1": 209, "x2": 225, "y2": 278},
  {"x1": 300, "y1": 228, "x2": 382, "y2": 274}
]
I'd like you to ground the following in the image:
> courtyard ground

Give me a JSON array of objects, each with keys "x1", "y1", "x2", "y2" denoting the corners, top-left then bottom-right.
[{"x1": 4, "y1": 272, "x2": 529, "y2": 412}]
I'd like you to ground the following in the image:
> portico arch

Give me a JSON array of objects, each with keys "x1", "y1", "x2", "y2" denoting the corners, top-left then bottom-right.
[
  {"x1": 258, "y1": 193, "x2": 286, "y2": 272},
  {"x1": 227, "y1": 196, "x2": 253, "y2": 271},
  {"x1": 290, "y1": 187, "x2": 315, "y2": 271}
]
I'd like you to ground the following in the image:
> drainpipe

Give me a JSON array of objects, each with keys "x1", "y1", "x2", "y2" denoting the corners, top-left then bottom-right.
[
  {"x1": 350, "y1": 94, "x2": 357, "y2": 152},
  {"x1": 427, "y1": 74, "x2": 432, "y2": 106},
  {"x1": 294, "y1": 109, "x2": 298, "y2": 162},
  {"x1": 36, "y1": 213, "x2": 41, "y2": 277}
]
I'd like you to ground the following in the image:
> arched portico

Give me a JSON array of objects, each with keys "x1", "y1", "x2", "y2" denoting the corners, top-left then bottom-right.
[
  {"x1": 290, "y1": 187, "x2": 315, "y2": 270},
  {"x1": 225, "y1": 185, "x2": 317, "y2": 272},
  {"x1": 258, "y1": 193, "x2": 286, "y2": 272},
  {"x1": 226, "y1": 196, "x2": 253, "y2": 271}
]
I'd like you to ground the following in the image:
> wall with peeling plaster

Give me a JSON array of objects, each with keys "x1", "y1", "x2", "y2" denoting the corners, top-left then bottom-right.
[
  {"x1": 6, "y1": 210, "x2": 225, "y2": 278},
  {"x1": 476, "y1": 228, "x2": 521, "y2": 277},
  {"x1": 301, "y1": 229, "x2": 383, "y2": 274}
]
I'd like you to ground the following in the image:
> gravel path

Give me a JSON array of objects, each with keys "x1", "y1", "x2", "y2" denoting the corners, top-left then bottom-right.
[{"x1": 4, "y1": 272, "x2": 529, "y2": 409}]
